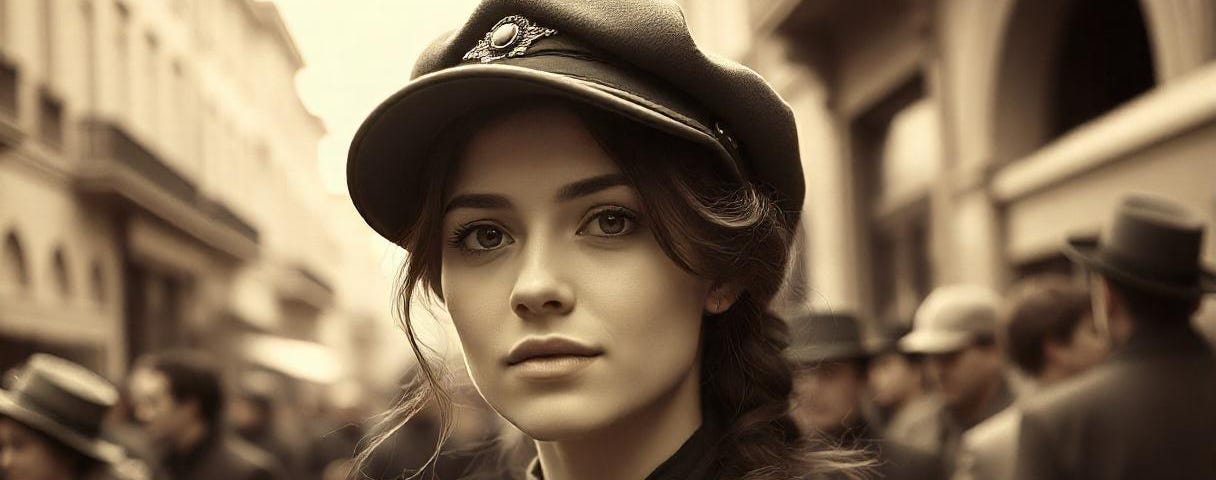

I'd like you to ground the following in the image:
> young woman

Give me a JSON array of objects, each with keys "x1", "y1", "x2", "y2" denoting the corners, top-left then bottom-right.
[{"x1": 346, "y1": 1, "x2": 869, "y2": 479}]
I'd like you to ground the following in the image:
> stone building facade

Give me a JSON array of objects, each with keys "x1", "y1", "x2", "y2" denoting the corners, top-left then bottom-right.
[
  {"x1": 678, "y1": 0, "x2": 1216, "y2": 331},
  {"x1": 0, "y1": 0, "x2": 391, "y2": 405}
]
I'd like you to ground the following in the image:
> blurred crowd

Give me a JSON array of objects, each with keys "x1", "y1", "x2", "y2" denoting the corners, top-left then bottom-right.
[
  {"x1": 0, "y1": 347, "x2": 518, "y2": 480},
  {"x1": 2, "y1": 192, "x2": 1213, "y2": 480}
]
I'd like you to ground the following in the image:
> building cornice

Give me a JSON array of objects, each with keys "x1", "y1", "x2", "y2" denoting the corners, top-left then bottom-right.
[{"x1": 991, "y1": 62, "x2": 1216, "y2": 203}]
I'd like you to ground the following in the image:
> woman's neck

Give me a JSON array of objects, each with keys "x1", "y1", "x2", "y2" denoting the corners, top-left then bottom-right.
[{"x1": 534, "y1": 369, "x2": 703, "y2": 480}]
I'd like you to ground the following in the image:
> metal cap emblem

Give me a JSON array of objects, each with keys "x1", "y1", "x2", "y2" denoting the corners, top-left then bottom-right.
[{"x1": 463, "y1": 15, "x2": 557, "y2": 63}]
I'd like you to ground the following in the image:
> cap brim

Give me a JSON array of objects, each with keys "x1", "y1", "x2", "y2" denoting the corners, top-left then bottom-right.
[
  {"x1": 0, "y1": 393, "x2": 123, "y2": 464},
  {"x1": 898, "y1": 330, "x2": 974, "y2": 354},
  {"x1": 348, "y1": 62, "x2": 741, "y2": 242}
]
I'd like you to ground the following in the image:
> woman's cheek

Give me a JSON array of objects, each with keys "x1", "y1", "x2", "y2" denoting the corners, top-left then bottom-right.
[
  {"x1": 588, "y1": 247, "x2": 706, "y2": 374},
  {"x1": 443, "y1": 267, "x2": 512, "y2": 376}
]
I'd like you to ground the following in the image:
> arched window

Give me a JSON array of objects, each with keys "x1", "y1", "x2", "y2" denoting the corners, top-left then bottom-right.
[
  {"x1": 993, "y1": 0, "x2": 1157, "y2": 163},
  {"x1": 1050, "y1": 0, "x2": 1155, "y2": 137},
  {"x1": 51, "y1": 246, "x2": 72, "y2": 298},
  {"x1": 2, "y1": 231, "x2": 30, "y2": 294}
]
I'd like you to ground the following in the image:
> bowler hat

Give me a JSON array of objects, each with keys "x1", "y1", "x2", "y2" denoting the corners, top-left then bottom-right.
[
  {"x1": 0, "y1": 354, "x2": 124, "y2": 464},
  {"x1": 900, "y1": 285, "x2": 1001, "y2": 354},
  {"x1": 786, "y1": 311, "x2": 871, "y2": 365},
  {"x1": 1063, "y1": 193, "x2": 1215, "y2": 299},
  {"x1": 347, "y1": 0, "x2": 803, "y2": 242}
]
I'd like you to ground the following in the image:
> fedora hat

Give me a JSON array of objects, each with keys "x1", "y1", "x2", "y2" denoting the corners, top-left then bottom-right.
[
  {"x1": 786, "y1": 311, "x2": 871, "y2": 365},
  {"x1": 347, "y1": 0, "x2": 803, "y2": 243},
  {"x1": 0, "y1": 354, "x2": 124, "y2": 464},
  {"x1": 1063, "y1": 193, "x2": 1215, "y2": 299},
  {"x1": 900, "y1": 285, "x2": 1001, "y2": 355}
]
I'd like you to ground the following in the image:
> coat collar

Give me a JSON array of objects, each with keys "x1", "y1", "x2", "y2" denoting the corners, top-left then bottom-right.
[{"x1": 525, "y1": 410, "x2": 726, "y2": 480}]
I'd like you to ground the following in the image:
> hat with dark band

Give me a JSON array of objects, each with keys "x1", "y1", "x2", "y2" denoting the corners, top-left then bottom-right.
[
  {"x1": 0, "y1": 354, "x2": 124, "y2": 464},
  {"x1": 347, "y1": 0, "x2": 803, "y2": 242},
  {"x1": 1063, "y1": 193, "x2": 1215, "y2": 300},
  {"x1": 785, "y1": 311, "x2": 871, "y2": 365}
]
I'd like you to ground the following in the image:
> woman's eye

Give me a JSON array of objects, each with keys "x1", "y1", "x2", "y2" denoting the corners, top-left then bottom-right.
[
  {"x1": 579, "y1": 209, "x2": 637, "y2": 237},
  {"x1": 454, "y1": 225, "x2": 514, "y2": 251}
]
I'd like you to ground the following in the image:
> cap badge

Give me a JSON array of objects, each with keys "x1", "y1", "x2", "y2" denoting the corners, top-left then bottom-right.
[{"x1": 463, "y1": 15, "x2": 557, "y2": 63}]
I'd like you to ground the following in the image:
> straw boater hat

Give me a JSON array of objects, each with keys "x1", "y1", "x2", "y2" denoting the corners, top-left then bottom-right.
[
  {"x1": 0, "y1": 354, "x2": 124, "y2": 464},
  {"x1": 1063, "y1": 193, "x2": 1215, "y2": 300},
  {"x1": 347, "y1": 0, "x2": 803, "y2": 243}
]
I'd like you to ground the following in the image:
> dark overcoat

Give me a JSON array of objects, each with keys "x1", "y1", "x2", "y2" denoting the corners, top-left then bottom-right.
[
  {"x1": 1015, "y1": 325, "x2": 1216, "y2": 480},
  {"x1": 159, "y1": 433, "x2": 284, "y2": 480}
]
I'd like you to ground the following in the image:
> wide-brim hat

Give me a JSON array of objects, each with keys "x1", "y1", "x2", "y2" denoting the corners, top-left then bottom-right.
[
  {"x1": 0, "y1": 355, "x2": 124, "y2": 464},
  {"x1": 785, "y1": 311, "x2": 871, "y2": 365},
  {"x1": 1062, "y1": 193, "x2": 1215, "y2": 300},
  {"x1": 347, "y1": 0, "x2": 803, "y2": 243}
]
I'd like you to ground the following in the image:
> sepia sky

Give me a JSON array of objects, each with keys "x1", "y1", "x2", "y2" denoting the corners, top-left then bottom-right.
[{"x1": 272, "y1": 0, "x2": 480, "y2": 196}]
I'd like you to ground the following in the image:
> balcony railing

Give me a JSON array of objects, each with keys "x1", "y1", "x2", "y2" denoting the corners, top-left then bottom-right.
[
  {"x1": 78, "y1": 118, "x2": 260, "y2": 254},
  {"x1": 201, "y1": 198, "x2": 260, "y2": 246},
  {"x1": 87, "y1": 118, "x2": 200, "y2": 205}
]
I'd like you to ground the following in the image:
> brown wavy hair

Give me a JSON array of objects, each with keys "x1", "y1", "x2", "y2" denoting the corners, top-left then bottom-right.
[{"x1": 350, "y1": 98, "x2": 872, "y2": 480}]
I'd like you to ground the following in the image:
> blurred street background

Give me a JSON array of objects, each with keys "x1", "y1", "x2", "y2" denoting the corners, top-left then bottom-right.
[{"x1": 0, "y1": 0, "x2": 1214, "y2": 478}]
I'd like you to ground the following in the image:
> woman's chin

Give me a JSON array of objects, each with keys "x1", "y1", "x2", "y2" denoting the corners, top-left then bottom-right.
[{"x1": 496, "y1": 400, "x2": 622, "y2": 442}]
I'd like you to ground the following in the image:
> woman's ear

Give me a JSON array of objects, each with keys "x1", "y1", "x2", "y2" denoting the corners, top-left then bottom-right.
[{"x1": 705, "y1": 283, "x2": 743, "y2": 314}]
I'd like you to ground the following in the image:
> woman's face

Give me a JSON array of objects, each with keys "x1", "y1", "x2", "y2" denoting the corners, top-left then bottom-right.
[
  {"x1": 439, "y1": 106, "x2": 715, "y2": 440},
  {"x1": 0, "y1": 418, "x2": 79, "y2": 480}
]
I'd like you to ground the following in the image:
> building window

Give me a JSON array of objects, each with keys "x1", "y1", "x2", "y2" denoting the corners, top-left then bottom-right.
[
  {"x1": 90, "y1": 260, "x2": 106, "y2": 305},
  {"x1": 52, "y1": 247, "x2": 72, "y2": 298},
  {"x1": 852, "y1": 75, "x2": 934, "y2": 327},
  {"x1": 114, "y1": 1, "x2": 129, "y2": 115},
  {"x1": 0, "y1": 0, "x2": 9, "y2": 48},
  {"x1": 81, "y1": 0, "x2": 96, "y2": 107},
  {"x1": 1050, "y1": 0, "x2": 1155, "y2": 137},
  {"x1": 0, "y1": 60, "x2": 16, "y2": 118},
  {"x1": 40, "y1": 0, "x2": 54, "y2": 82},
  {"x1": 145, "y1": 33, "x2": 158, "y2": 135},
  {"x1": 172, "y1": 60, "x2": 187, "y2": 161},
  {"x1": 38, "y1": 89, "x2": 64, "y2": 149},
  {"x1": 2, "y1": 230, "x2": 29, "y2": 294}
]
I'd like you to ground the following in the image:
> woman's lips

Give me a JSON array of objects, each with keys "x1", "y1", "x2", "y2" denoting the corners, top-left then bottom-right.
[{"x1": 505, "y1": 336, "x2": 603, "y2": 380}]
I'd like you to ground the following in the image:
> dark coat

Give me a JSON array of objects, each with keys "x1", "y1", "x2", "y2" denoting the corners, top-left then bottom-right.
[
  {"x1": 525, "y1": 415, "x2": 725, "y2": 480},
  {"x1": 159, "y1": 432, "x2": 285, "y2": 480},
  {"x1": 873, "y1": 440, "x2": 945, "y2": 480},
  {"x1": 1015, "y1": 325, "x2": 1216, "y2": 480}
]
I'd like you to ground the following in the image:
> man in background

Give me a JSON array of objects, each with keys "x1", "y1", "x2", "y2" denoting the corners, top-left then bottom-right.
[
  {"x1": 868, "y1": 325, "x2": 939, "y2": 453},
  {"x1": 128, "y1": 351, "x2": 284, "y2": 480},
  {"x1": 900, "y1": 285, "x2": 1014, "y2": 471},
  {"x1": 788, "y1": 310, "x2": 944, "y2": 480},
  {"x1": 954, "y1": 276, "x2": 1109, "y2": 480},
  {"x1": 1016, "y1": 194, "x2": 1216, "y2": 480}
]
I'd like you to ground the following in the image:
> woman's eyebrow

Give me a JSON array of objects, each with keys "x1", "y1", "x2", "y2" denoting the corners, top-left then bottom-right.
[
  {"x1": 555, "y1": 174, "x2": 629, "y2": 202},
  {"x1": 444, "y1": 193, "x2": 512, "y2": 214}
]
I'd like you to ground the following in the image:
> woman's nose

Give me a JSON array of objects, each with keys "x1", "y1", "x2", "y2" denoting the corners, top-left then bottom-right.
[{"x1": 509, "y1": 240, "x2": 574, "y2": 318}]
